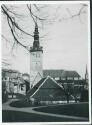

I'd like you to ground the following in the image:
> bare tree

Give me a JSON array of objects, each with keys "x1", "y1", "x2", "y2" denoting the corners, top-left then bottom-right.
[{"x1": 1, "y1": 4, "x2": 87, "y2": 65}]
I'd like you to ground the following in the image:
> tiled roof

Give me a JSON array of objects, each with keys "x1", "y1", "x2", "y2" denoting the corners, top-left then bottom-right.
[
  {"x1": 2, "y1": 68, "x2": 19, "y2": 73},
  {"x1": 31, "y1": 76, "x2": 64, "y2": 101},
  {"x1": 22, "y1": 73, "x2": 30, "y2": 77},
  {"x1": 26, "y1": 76, "x2": 64, "y2": 100},
  {"x1": 61, "y1": 70, "x2": 80, "y2": 78},
  {"x1": 43, "y1": 70, "x2": 80, "y2": 78},
  {"x1": 26, "y1": 78, "x2": 46, "y2": 98},
  {"x1": 43, "y1": 70, "x2": 64, "y2": 78}
]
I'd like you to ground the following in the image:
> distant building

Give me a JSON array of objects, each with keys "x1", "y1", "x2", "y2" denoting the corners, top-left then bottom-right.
[
  {"x1": 22, "y1": 73, "x2": 30, "y2": 82},
  {"x1": 30, "y1": 23, "x2": 43, "y2": 88},
  {"x1": 43, "y1": 70, "x2": 80, "y2": 81},
  {"x1": 22, "y1": 73, "x2": 30, "y2": 94},
  {"x1": 2, "y1": 69, "x2": 26, "y2": 98}
]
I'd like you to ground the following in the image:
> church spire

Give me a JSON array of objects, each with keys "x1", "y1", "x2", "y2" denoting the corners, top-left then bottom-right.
[
  {"x1": 86, "y1": 64, "x2": 88, "y2": 75},
  {"x1": 33, "y1": 23, "x2": 39, "y2": 49},
  {"x1": 30, "y1": 23, "x2": 43, "y2": 52},
  {"x1": 85, "y1": 64, "x2": 88, "y2": 81}
]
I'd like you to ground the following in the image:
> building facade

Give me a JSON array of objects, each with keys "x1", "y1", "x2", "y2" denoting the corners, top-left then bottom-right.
[
  {"x1": 30, "y1": 23, "x2": 43, "y2": 88},
  {"x1": 43, "y1": 70, "x2": 81, "y2": 81},
  {"x1": 2, "y1": 69, "x2": 26, "y2": 98}
]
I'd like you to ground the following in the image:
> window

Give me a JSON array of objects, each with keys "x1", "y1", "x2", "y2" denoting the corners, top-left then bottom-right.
[
  {"x1": 55, "y1": 77, "x2": 59, "y2": 80},
  {"x1": 21, "y1": 85, "x2": 25, "y2": 91},
  {"x1": 67, "y1": 77, "x2": 73, "y2": 80},
  {"x1": 5, "y1": 77, "x2": 7, "y2": 80},
  {"x1": 38, "y1": 53, "x2": 40, "y2": 57},
  {"x1": 74, "y1": 77, "x2": 79, "y2": 80},
  {"x1": 36, "y1": 53, "x2": 40, "y2": 58},
  {"x1": 36, "y1": 53, "x2": 37, "y2": 58}
]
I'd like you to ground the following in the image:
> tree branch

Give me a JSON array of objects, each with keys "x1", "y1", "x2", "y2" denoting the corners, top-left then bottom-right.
[
  {"x1": 2, "y1": 5, "x2": 34, "y2": 37},
  {"x1": 7, "y1": 16, "x2": 29, "y2": 51}
]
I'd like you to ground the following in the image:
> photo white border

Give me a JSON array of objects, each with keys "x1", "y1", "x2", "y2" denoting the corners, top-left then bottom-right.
[{"x1": 0, "y1": 0, "x2": 91, "y2": 125}]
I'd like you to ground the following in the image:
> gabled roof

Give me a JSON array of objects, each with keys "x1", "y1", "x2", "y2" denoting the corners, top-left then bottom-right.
[
  {"x1": 31, "y1": 72, "x2": 43, "y2": 86},
  {"x1": 26, "y1": 78, "x2": 46, "y2": 98},
  {"x1": 26, "y1": 76, "x2": 64, "y2": 99},
  {"x1": 61, "y1": 70, "x2": 80, "y2": 78}
]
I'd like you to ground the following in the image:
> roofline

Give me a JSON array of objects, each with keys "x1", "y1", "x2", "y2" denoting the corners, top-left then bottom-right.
[
  {"x1": 31, "y1": 72, "x2": 43, "y2": 87},
  {"x1": 43, "y1": 70, "x2": 80, "y2": 78},
  {"x1": 31, "y1": 77, "x2": 48, "y2": 98},
  {"x1": 31, "y1": 75, "x2": 64, "y2": 98},
  {"x1": 48, "y1": 76, "x2": 64, "y2": 90},
  {"x1": 43, "y1": 69, "x2": 64, "y2": 71},
  {"x1": 2, "y1": 68, "x2": 20, "y2": 73}
]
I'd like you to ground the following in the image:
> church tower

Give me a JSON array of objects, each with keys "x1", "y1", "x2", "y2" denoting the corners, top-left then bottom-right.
[
  {"x1": 30, "y1": 23, "x2": 43, "y2": 88},
  {"x1": 85, "y1": 65, "x2": 88, "y2": 83}
]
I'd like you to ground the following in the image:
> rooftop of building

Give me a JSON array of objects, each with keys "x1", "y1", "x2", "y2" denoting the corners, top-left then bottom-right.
[
  {"x1": 2, "y1": 68, "x2": 19, "y2": 73},
  {"x1": 26, "y1": 76, "x2": 64, "y2": 99},
  {"x1": 43, "y1": 69, "x2": 80, "y2": 78},
  {"x1": 26, "y1": 77, "x2": 46, "y2": 98},
  {"x1": 2, "y1": 68, "x2": 81, "y2": 78}
]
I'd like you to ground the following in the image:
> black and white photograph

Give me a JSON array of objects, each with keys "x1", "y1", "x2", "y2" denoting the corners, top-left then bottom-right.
[{"x1": 1, "y1": 1, "x2": 91, "y2": 124}]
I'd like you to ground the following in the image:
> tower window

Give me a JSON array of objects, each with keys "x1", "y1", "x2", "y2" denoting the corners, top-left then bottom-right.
[
  {"x1": 36, "y1": 53, "x2": 40, "y2": 58},
  {"x1": 38, "y1": 53, "x2": 40, "y2": 57}
]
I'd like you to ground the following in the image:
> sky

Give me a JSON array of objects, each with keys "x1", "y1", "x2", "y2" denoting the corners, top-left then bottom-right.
[{"x1": 2, "y1": 3, "x2": 89, "y2": 78}]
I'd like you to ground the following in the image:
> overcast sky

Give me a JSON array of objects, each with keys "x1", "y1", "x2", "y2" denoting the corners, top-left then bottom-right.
[{"x1": 2, "y1": 3, "x2": 89, "y2": 78}]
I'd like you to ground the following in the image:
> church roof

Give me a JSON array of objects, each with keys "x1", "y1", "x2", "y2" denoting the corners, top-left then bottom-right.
[{"x1": 43, "y1": 70, "x2": 80, "y2": 78}]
